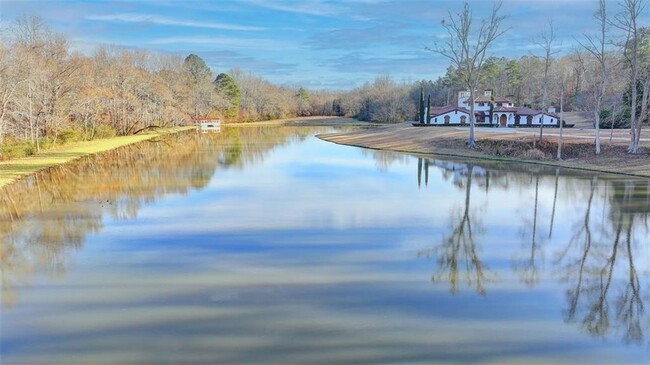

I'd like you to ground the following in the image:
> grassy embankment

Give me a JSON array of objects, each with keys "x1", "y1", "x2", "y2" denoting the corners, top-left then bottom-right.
[
  {"x1": 0, "y1": 116, "x2": 357, "y2": 189},
  {"x1": 0, "y1": 116, "x2": 356, "y2": 189},
  {"x1": 318, "y1": 123, "x2": 650, "y2": 178},
  {"x1": 0, "y1": 126, "x2": 194, "y2": 188}
]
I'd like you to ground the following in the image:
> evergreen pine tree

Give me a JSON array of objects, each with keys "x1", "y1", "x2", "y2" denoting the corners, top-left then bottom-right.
[
  {"x1": 419, "y1": 86, "x2": 425, "y2": 124},
  {"x1": 427, "y1": 95, "x2": 431, "y2": 124}
]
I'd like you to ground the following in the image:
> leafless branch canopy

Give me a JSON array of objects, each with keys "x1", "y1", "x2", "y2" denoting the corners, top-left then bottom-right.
[{"x1": 433, "y1": 1, "x2": 509, "y2": 88}]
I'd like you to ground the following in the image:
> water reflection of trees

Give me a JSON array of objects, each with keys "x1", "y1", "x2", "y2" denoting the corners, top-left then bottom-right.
[
  {"x1": 415, "y1": 156, "x2": 649, "y2": 348},
  {"x1": 0, "y1": 126, "x2": 317, "y2": 307},
  {"x1": 555, "y1": 179, "x2": 650, "y2": 347},
  {"x1": 418, "y1": 163, "x2": 490, "y2": 295},
  {"x1": 361, "y1": 149, "x2": 409, "y2": 173}
]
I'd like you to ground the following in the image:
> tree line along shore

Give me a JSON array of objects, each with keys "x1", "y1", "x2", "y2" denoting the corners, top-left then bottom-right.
[{"x1": 3, "y1": 0, "x2": 650, "y2": 180}]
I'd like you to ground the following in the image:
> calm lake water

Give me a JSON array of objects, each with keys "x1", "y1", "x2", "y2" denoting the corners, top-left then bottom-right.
[{"x1": 1, "y1": 126, "x2": 649, "y2": 364}]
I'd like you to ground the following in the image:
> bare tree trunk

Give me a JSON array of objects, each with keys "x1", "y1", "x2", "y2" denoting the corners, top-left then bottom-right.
[
  {"x1": 613, "y1": 0, "x2": 645, "y2": 153},
  {"x1": 469, "y1": 88, "x2": 476, "y2": 148},
  {"x1": 29, "y1": 82, "x2": 35, "y2": 145},
  {"x1": 537, "y1": 20, "x2": 557, "y2": 142},
  {"x1": 595, "y1": 111, "x2": 601, "y2": 154},
  {"x1": 610, "y1": 104, "x2": 616, "y2": 143},
  {"x1": 557, "y1": 86, "x2": 564, "y2": 160},
  {"x1": 635, "y1": 72, "x2": 650, "y2": 150}
]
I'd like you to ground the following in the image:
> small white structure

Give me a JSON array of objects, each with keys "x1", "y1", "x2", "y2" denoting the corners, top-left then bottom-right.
[{"x1": 193, "y1": 118, "x2": 221, "y2": 133}]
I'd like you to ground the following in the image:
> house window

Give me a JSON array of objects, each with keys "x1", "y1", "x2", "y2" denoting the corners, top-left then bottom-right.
[
  {"x1": 497, "y1": 103, "x2": 502, "y2": 107},
  {"x1": 455, "y1": 110, "x2": 457, "y2": 114},
  {"x1": 460, "y1": 115, "x2": 467, "y2": 124},
  {"x1": 479, "y1": 103, "x2": 485, "y2": 106},
  {"x1": 444, "y1": 115, "x2": 450, "y2": 125},
  {"x1": 515, "y1": 115, "x2": 520, "y2": 125},
  {"x1": 527, "y1": 116, "x2": 533, "y2": 125},
  {"x1": 434, "y1": 118, "x2": 437, "y2": 123},
  {"x1": 539, "y1": 117, "x2": 543, "y2": 123}
]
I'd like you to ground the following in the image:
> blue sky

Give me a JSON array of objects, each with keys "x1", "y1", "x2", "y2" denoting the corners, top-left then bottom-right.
[{"x1": 0, "y1": 0, "x2": 643, "y2": 90}]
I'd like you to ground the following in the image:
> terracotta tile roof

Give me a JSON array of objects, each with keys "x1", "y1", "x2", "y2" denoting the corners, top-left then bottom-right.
[
  {"x1": 516, "y1": 108, "x2": 559, "y2": 117},
  {"x1": 471, "y1": 96, "x2": 513, "y2": 103},
  {"x1": 429, "y1": 105, "x2": 471, "y2": 117},
  {"x1": 493, "y1": 106, "x2": 518, "y2": 112},
  {"x1": 492, "y1": 106, "x2": 560, "y2": 118},
  {"x1": 513, "y1": 107, "x2": 542, "y2": 116}
]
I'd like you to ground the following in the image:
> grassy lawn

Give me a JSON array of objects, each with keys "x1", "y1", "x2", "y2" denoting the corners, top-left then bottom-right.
[{"x1": 0, "y1": 127, "x2": 195, "y2": 188}]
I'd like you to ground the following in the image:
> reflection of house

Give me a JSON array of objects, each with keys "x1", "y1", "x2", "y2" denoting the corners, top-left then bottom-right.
[
  {"x1": 419, "y1": 90, "x2": 564, "y2": 128},
  {"x1": 193, "y1": 117, "x2": 221, "y2": 133}
]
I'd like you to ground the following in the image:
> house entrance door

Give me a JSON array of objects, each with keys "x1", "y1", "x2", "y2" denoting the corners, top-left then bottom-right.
[{"x1": 499, "y1": 114, "x2": 507, "y2": 127}]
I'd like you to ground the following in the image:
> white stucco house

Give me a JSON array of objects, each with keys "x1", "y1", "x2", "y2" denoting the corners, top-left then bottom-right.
[
  {"x1": 416, "y1": 90, "x2": 562, "y2": 128},
  {"x1": 427, "y1": 105, "x2": 472, "y2": 125}
]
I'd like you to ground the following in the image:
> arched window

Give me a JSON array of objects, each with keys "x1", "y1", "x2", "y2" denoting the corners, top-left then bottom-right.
[
  {"x1": 527, "y1": 115, "x2": 533, "y2": 125},
  {"x1": 444, "y1": 115, "x2": 451, "y2": 125},
  {"x1": 460, "y1": 115, "x2": 467, "y2": 124}
]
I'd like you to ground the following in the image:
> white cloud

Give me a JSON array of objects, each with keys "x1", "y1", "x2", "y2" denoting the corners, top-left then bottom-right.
[
  {"x1": 86, "y1": 13, "x2": 265, "y2": 31},
  {"x1": 242, "y1": 0, "x2": 343, "y2": 16},
  {"x1": 147, "y1": 35, "x2": 297, "y2": 50}
]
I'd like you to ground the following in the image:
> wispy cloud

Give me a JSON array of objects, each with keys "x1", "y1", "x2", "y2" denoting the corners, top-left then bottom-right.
[
  {"x1": 199, "y1": 50, "x2": 297, "y2": 74},
  {"x1": 148, "y1": 36, "x2": 296, "y2": 50},
  {"x1": 242, "y1": 0, "x2": 342, "y2": 16},
  {"x1": 86, "y1": 13, "x2": 265, "y2": 31},
  {"x1": 318, "y1": 52, "x2": 445, "y2": 77},
  {"x1": 305, "y1": 26, "x2": 430, "y2": 50}
]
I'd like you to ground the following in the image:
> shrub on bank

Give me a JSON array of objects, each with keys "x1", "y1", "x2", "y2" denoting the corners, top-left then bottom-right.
[
  {"x1": 94, "y1": 125, "x2": 116, "y2": 139},
  {"x1": 520, "y1": 148, "x2": 548, "y2": 160},
  {"x1": 0, "y1": 138, "x2": 36, "y2": 160},
  {"x1": 59, "y1": 129, "x2": 82, "y2": 144}
]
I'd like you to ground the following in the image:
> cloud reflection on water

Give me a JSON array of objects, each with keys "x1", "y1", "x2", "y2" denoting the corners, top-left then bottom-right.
[{"x1": 1, "y1": 126, "x2": 649, "y2": 364}]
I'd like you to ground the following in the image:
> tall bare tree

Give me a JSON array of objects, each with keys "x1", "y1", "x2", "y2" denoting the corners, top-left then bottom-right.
[
  {"x1": 534, "y1": 20, "x2": 559, "y2": 142},
  {"x1": 432, "y1": 1, "x2": 508, "y2": 148},
  {"x1": 612, "y1": 0, "x2": 646, "y2": 153},
  {"x1": 578, "y1": 0, "x2": 609, "y2": 155}
]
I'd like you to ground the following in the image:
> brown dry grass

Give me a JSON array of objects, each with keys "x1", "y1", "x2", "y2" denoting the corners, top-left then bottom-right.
[{"x1": 319, "y1": 123, "x2": 650, "y2": 178}]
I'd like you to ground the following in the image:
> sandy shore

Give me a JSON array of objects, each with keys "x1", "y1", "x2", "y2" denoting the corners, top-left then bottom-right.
[{"x1": 318, "y1": 122, "x2": 650, "y2": 178}]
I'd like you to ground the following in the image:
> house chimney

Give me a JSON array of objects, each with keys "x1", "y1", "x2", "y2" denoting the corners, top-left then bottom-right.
[{"x1": 458, "y1": 91, "x2": 470, "y2": 108}]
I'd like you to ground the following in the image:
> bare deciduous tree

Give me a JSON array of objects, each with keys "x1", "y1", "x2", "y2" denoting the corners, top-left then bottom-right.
[
  {"x1": 536, "y1": 20, "x2": 559, "y2": 142},
  {"x1": 577, "y1": 0, "x2": 609, "y2": 155},
  {"x1": 431, "y1": 1, "x2": 509, "y2": 148},
  {"x1": 611, "y1": 0, "x2": 647, "y2": 153}
]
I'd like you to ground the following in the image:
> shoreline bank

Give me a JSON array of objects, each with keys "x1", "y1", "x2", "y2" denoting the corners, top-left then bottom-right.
[
  {"x1": 0, "y1": 126, "x2": 194, "y2": 188},
  {"x1": 317, "y1": 122, "x2": 650, "y2": 179}
]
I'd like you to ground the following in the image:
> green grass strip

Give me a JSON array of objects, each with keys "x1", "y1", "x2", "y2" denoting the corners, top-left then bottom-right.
[{"x1": 0, "y1": 127, "x2": 195, "y2": 188}]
